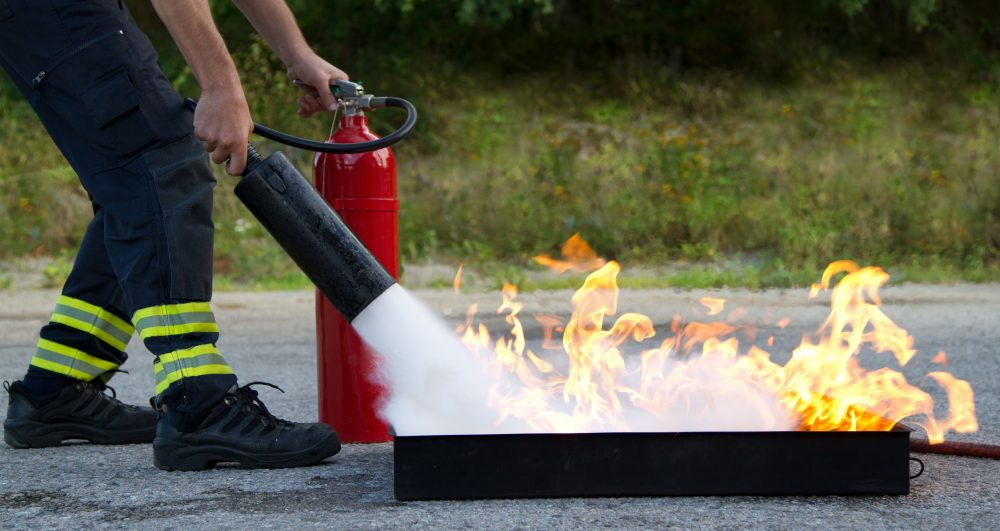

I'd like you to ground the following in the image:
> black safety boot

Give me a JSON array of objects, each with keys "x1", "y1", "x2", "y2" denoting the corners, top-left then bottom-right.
[
  {"x1": 153, "y1": 382, "x2": 341, "y2": 471},
  {"x1": 3, "y1": 380, "x2": 157, "y2": 448}
]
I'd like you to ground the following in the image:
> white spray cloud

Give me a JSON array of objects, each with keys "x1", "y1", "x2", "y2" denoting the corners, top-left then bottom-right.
[
  {"x1": 352, "y1": 284, "x2": 497, "y2": 435},
  {"x1": 353, "y1": 284, "x2": 795, "y2": 435}
]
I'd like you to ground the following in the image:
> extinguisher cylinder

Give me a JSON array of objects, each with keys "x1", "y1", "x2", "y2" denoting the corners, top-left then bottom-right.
[{"x1": 234, "y1": 150, "x2": 396, "y2": 321}]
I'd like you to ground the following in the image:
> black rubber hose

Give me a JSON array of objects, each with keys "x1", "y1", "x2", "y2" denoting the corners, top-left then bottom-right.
[
  {"x1": 910, "y1": 439, "x2": 1000, "y2": 459},
  {"x1": 183, "y1": 97, "x2": 417, "y2": 154}
]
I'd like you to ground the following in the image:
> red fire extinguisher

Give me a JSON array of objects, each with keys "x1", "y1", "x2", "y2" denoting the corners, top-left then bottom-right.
[{"x1": 313, "y1": 81, "x2": 400, "y2": 442}]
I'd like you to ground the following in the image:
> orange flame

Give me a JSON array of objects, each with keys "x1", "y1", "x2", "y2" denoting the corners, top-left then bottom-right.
[
  {"x1": 453, "y1": 263, "x2": 463, "y2": 293},
  {"x1": 533, "y1": 313, "x2": 565, "y2": 350},
  {"x1": 458, "y1": 239, "x2": 977, "y2": 443},
  {"x1": 700, "y1": 297, "x2": 726, "y2": 316},
  {"x1": 533, "y1": 233, "x2": 607, "y2": 274}
]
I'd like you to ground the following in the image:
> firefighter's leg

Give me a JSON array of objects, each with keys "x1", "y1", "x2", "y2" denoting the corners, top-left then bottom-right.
[
  {"x1": 4, "y1": 0, "x2": 339, "y2": 465},
  {"x1": 0, "y1": 25, "x2": 136, "y2": 394},
  {"x1": 0, "y1": 0, "x2": 235, "y2": 432},
  {"x1": 24, "y1": 206, "x2": 134, "y2": 394},
  {"x1": 3, "y1": 204, "x2": 160, "y2": 448},
  {"x1": 104, "y1": 135, "x2": 237, "y2": 431}
]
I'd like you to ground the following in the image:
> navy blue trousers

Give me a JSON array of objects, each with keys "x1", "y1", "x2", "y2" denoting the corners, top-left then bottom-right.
[{"x1": 0, "y1": 0, "x2": 237, "y2": 428}]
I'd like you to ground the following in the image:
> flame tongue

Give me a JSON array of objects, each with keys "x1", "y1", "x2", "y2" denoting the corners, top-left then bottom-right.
[
  {"x1": 561, "y1": 262, "x2": 650, "y2": 425},
  {"x1": 781, "y1": 262, "x2": 977, "y2": 442},
  {"x1": 459, "y1": 237, "x2": 977, "y2": 442},
  {"x1": 533, "y1": 233, "x2": 607, "y2": 274}
]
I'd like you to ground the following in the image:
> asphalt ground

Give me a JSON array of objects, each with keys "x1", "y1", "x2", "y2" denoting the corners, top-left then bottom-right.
[{"x1": 1, "y1": 284, "x2": 998, "y2": 529}]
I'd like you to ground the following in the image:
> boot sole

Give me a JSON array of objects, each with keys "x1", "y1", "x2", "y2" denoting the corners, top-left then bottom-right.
[
  {"x1": 153, "y1": 432, "x2": 342, "y2": 471},
  {"x1": 4, "y1": 419, "x2": 155, "y2": 448}
]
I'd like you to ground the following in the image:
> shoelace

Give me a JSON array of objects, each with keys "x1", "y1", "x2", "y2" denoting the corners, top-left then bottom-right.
[
  {"x1": 231, "y1": 381, "x2": 291, "y2": 428},
  {"x1": 2, "y1": 379, "x2": 122, "y2": 405},
  {"x1": 87, "y1": 369, "x2": 131, "y2": 400}
]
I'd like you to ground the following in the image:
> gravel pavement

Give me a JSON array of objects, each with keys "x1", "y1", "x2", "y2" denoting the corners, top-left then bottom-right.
[{"x1": 1, "y1": 284, "x2": 998, "y2": 529}]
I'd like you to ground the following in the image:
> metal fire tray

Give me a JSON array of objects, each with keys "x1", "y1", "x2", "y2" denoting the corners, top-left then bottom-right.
[{"x1": 393, "y1": 426, "x2": 912, "y2": 500}]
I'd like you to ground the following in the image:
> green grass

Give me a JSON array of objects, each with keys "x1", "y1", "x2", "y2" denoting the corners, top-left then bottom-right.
[
  {"x1": 2, "y1": 58, "x2": 999, "y2": 291},
  {"x1": 411, "y1": 256, "x2": 1000, "y2": 293},
  {"x1": 397, "y1": 64, "x2": 1000, "y2": 274}
]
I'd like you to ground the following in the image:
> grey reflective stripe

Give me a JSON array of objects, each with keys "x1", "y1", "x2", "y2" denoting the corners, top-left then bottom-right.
[
  {"x1": 53, "y1": 304, "x2": 132, "y2": 346},
  {"x1": 154, "y1": 353, "x2": 229, "y2": 384},
  {"x1": 34, "y1": 348, "x2": 107, "y2": 379},
  {"x1": 134, "y1": 312, "x2": 217, "y2": 332}
]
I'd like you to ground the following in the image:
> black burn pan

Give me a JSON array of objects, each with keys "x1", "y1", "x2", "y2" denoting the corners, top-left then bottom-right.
[{"x1": 393, "y1": 426, "x2": 912, "y2": 500}]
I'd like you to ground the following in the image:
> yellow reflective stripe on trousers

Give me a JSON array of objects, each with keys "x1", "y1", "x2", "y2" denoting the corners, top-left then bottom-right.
[
  {"x1": 51, "y1": 295, "x2": 134, "y2": 351},
  {"x1": 133, "y1": 302, "x2": 219, "y2": 340},
  {"x1": 56, "y1": 296, "x2": 134, "y2": 335},
  {"x1": 30, "y1": 338, "x2": 119, "y2": 381},
  {"x1": 153, "y1": 344, "x2": 233, "y2": 395}
]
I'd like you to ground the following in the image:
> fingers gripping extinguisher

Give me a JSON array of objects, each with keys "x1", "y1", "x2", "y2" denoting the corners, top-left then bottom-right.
[{"x1": 185, "y1": 80, "x2": 416, "y2": 442}]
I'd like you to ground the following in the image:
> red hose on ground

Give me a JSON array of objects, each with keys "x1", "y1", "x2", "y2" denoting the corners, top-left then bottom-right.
[{"x1": 910, "y1": 439, "x2": 1000, "y2": 459}]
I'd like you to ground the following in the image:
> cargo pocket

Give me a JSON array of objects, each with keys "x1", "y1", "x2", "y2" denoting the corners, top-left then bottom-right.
[
  {"x1": 32, "y1": 29, "x2": 156, "y2": 160},
  {"x1": 81, "y1": 68, "x2": 154, "y2": 156},
  {"x1": 142, "y1": 135, "x2": 217, "y2": 301}
]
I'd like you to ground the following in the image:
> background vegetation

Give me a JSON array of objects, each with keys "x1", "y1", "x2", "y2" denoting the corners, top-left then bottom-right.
[{"x1": 2, "y1": 0, "x2": 999, "y2": 289}]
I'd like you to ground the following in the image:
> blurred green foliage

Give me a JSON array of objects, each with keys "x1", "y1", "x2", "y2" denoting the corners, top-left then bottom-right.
[
  {"x1": 129, "y1": 0, "x2": 1000, "y2": 88},
  {"x1": 1, "y1": 0, "x2": 998, "y2": 288}
]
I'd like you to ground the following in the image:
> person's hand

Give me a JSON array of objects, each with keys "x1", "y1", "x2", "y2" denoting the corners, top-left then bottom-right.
[
  {"x1": 193, "y1": 88, "x2": 254, "y2": 176},
  {"x1": 286, "y1": 52, "x2": 349, "y2": 118}
]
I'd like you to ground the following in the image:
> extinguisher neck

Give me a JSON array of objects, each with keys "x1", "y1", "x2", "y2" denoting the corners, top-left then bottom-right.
[{"x1": 339, "y1": 114, "x2": 369, "y2": 129}]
